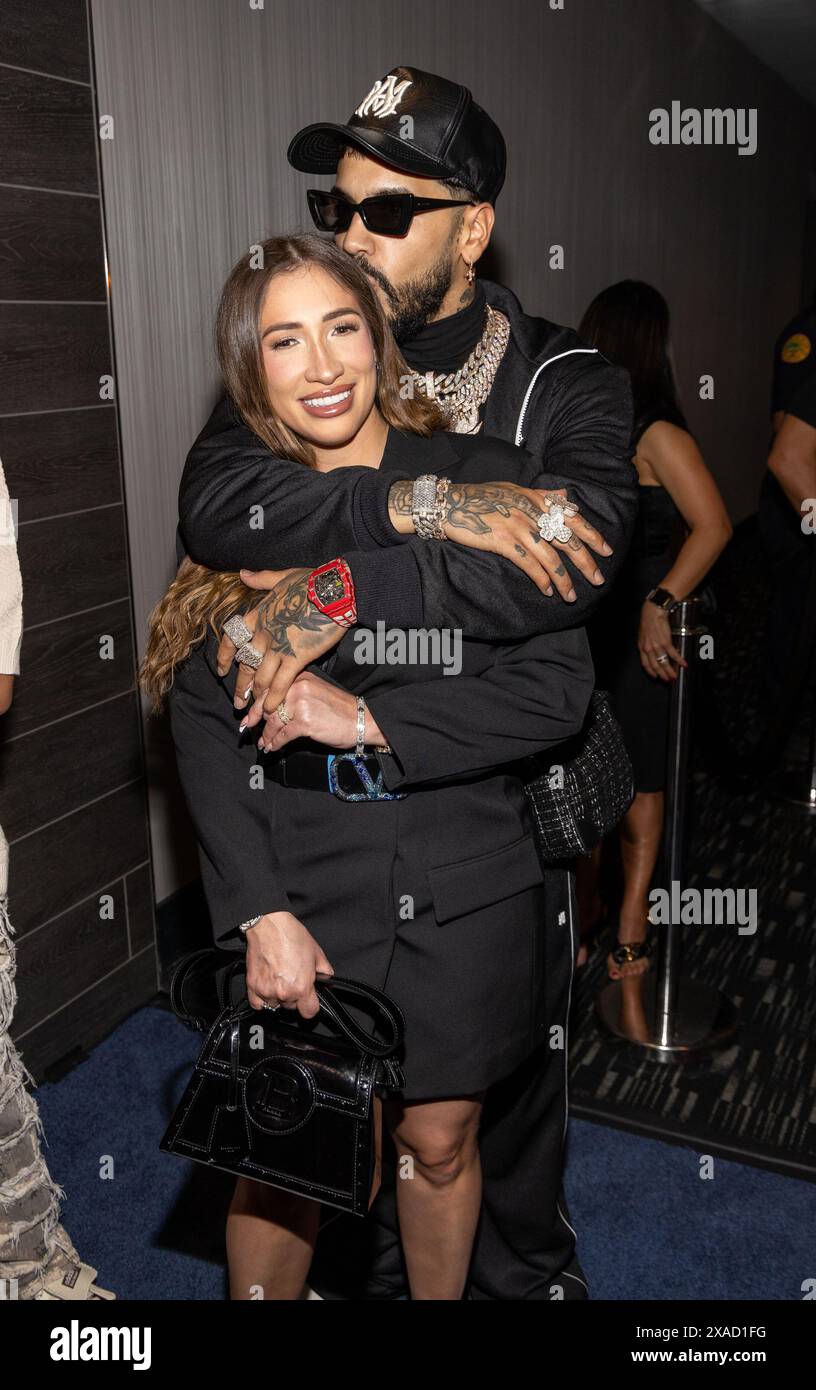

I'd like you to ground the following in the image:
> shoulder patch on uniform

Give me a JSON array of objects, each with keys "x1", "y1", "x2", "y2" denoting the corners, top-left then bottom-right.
[{"x1": 780, "y1": 332, "x2": 811, "y2": 364}]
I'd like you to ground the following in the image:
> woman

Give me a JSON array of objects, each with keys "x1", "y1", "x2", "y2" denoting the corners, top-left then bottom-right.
[
  {"x1": 0, "y1": 457, "x2": 113, "y2": 1301},
  {"x1": 141, "y1": 234, "x2": 594, "y2": 1301},
  {"x1": 576, "y1": 281, "x2": 732, "y2": 979}
]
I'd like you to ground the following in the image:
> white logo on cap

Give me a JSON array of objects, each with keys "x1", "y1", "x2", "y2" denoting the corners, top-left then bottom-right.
[{"x1": 354, "y1": 75, "x2": 412, "y2": 120}]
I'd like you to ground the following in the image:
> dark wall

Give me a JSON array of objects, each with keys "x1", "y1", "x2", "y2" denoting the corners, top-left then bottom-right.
[{"x1": 0, "y1": 0, "x2": 158, "y2": 1079}]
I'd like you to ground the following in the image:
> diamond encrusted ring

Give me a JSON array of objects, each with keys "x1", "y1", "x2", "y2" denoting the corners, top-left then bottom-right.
[
  {"x1": 235, "y1": 642, "x2": 263, "y2": 670},
  {"x1": 223, "y1": 614, "x2": 253, "y2": 647},
  {"x1": 537, "y1": 501, "x2": 575, "y2": 545}
]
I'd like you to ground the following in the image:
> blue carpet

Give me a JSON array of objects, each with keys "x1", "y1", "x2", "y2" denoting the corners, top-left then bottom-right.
[{"x1": 28, "y1": 1003, "x2": 814, "y2": 1301}]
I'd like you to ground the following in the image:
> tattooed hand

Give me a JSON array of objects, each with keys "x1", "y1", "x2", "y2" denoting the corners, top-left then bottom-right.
[
  {"x1": 388, "y1": 478, "x2": 613, "y2": 602},
  {"x1": 215, "y1": 567, "x2": 343, "y2": 729}
]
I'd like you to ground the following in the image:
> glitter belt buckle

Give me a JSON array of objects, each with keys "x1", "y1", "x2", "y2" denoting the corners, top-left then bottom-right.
[{"x1": 327, "y1": 752, "x2": 408, "y2": 801}]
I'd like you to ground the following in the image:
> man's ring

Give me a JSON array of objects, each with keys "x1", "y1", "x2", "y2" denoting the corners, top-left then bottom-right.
[
  {"x1": 223, "y1": 614, "x2": 253, "y2": 647},
  {"x1": 235, "y1": 642, "x2": 263, "y2": 670},
  {"x1": 537, "y1": 500, "x2": 574, "y2": 545},
  {"x1": 277, "y1": 702, "x2": 292, "y2": 725},
  {"x1": 540, "y1": 493, "x2": 578, "y2": 516}
]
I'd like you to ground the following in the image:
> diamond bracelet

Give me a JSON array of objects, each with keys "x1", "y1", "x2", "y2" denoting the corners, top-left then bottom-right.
[
  {"x1": 356, "y1": 694, "x2": 391, "y2": 754},
  {"x1": 412, "y1": 473, "x2": 450, "y2": 540}
]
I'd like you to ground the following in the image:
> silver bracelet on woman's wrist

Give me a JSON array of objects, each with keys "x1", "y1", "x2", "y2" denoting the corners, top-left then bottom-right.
[
  {"x1": 412, "y1": 473, "x2": 450, "y2": 540},
  {"x1": 355, "y1": 694, "x2": 392, "y2": 755}
]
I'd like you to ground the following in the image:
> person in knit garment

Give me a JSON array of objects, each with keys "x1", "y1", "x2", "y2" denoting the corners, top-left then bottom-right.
[{"x1": 0, "y1": 453, "x2": 114, "y2": 1301}]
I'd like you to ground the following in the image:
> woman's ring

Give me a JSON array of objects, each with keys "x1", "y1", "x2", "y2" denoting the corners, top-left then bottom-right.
[
  {"x1": 277, "y1": 701, "x2": 292, "y2": 725},
  {"x1": 223, "y1": 614, "x2": 253, "y2": 647},
  {"x1": 656, "y1": 653, "x2": 669, "y2": 664},
  {"x1": 262, "y1": 1001, "x2": 281, "y2": 1011}
]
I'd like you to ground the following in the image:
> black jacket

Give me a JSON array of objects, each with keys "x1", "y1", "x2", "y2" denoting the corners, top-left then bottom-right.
[
  {"x1": 168, "y1": 424, "x2": 595, "y2": 945},
  {"x1": 177, "y1": 277, "x2": 637, "y2": 639},
  {"x1": 170, "y1": 276, "x2": 635, "y2": 1298}
]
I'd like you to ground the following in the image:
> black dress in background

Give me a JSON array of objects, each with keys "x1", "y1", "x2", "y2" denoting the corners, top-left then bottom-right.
[{"x1": 590, "y1": 404, "x2": 687, "y2": 794}]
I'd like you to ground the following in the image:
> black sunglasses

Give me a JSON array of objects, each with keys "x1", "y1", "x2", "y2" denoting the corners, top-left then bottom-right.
[{"x1": 307, "y1": 189, "x2": 474, "y2": 238}]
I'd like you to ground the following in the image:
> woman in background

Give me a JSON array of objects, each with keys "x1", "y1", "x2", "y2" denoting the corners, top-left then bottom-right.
[
  {"x1": 0, "y1": 456, "x2": 113, "y2": 1301},
  {"x1": 576, "y1": 281, "x2": 732, "y2": 979}
]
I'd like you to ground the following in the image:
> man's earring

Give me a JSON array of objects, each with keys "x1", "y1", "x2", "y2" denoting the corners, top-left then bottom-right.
[{"x1": 465, "y1": 259, "x2": 476, "y2": 285}]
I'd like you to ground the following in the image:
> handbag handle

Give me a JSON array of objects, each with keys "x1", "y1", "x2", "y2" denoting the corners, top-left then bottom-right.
[
  {"x1": 313, "y1": 975, "x2": 405, "y2": 1059},
  {"x1": 226, "y1": 974, "x2": 405, "y2": 1060},
  {"x1": 170, "y1": 946, "x2": 246, "y2": 1030},
  {"x1": 169, "y1": 947, "x2": 211, "y2": 1020}
]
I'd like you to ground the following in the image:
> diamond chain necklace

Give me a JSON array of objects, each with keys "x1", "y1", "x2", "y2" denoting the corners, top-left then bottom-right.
[{"x1": 408, "y1": 304, "x2": 510, "y2": 434}]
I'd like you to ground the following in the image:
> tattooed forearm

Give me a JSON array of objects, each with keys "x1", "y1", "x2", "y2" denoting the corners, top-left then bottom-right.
[
  {"x1": 387, "y1": 477, "x2": 589, "y2": 562},
  {"x1": 389, "y1": 478, "x2": 542, "y2": 528},
  {"x1": 256, "y1": 571, "x2": 335, "y2": 658},
  {"x1": 442, "y1": 482, "x2": 543, "y2": 537},
  {"x1": 388, "y1": 479, "x2": 414, "y2": 516}
]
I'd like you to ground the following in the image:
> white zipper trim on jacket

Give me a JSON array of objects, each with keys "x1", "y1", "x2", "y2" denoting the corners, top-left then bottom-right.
[{"x1": 513, "y1": 348, "x2": 599, "y2": 447}]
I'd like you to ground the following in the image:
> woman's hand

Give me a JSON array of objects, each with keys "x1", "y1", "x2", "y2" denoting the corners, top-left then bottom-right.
[
  {"x1": 254, "y1": 671, "x2": 383, "y2": 753},
  {"x1": 388, "y1": 478, "x2": 613, "y2": 601},
  {"x1": 244, "y1": 910, "x2": 334, "y2": 1018},
  {"x1": 215, "y1": 567, "x2": 343, "y2": 723},
  {"x1": 638, "y1": 601, "x2": 687, "y2": 681}
]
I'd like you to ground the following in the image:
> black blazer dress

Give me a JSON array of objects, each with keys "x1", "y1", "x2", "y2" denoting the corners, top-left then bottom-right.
[{"x1": 167, "y1": 425, "x2": 595, "y2": 1099}]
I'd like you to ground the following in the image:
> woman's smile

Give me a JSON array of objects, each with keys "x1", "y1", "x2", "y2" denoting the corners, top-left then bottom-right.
[{"x1": 299, "y1": 383, "x2": 356, "y2": 418}]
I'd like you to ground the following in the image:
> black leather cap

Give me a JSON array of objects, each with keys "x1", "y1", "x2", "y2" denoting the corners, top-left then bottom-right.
[{"x1": 287, "y1": 65, "x2": 506, "y2": 205}]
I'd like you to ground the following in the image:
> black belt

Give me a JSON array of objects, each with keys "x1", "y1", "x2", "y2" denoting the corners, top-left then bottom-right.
[
  {"x1": 266, "y1": 746, "x2": 407, "y2": 801},
  {"x1": 265, "y1": 743, "x2": 538, "y2": 802}
]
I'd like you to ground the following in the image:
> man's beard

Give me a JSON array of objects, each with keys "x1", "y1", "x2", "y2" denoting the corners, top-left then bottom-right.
[{"x1": 353, "y1": 246, "x2": 455, "y2": 344}]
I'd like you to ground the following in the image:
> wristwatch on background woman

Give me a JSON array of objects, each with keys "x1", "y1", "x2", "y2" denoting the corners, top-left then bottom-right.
[
  {"x1": 307, "y1": 557, "x2": 357, "y2": 628},
  {"x1": 645, "y1": 585, "x2": 678, "y2": 612}
]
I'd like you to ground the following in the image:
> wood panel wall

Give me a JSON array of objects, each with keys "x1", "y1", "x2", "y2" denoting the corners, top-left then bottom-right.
[{"x1": 0, "y1": 0, "x2": 158, "y2": 1080}]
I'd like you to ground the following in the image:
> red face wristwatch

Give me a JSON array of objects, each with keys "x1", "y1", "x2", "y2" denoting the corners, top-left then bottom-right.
[{"x1": 307, "y1": 557, "x2": 357, "y2": 628}]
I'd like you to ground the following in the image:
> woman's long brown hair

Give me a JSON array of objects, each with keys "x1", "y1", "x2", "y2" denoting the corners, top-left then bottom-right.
[{"x1": 139, "y1": 233, "x2": 447, "y2": 713}]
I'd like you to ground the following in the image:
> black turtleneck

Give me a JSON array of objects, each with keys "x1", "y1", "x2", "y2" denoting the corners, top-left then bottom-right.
[{"x1": 398, "y1": 280, "x2": 487, "y2": 375}]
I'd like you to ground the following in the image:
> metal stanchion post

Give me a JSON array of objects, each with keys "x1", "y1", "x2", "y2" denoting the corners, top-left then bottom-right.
[
  {"x1": 595, "y1": 596, "x2": 739, "y2": 1061},
  {"x1": 653, "y1": 596, "x2": 696, "y2": 1046}
]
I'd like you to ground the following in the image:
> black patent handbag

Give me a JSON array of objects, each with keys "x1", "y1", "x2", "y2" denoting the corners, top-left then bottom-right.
[
  {"x1": 521, "y1": 690, "x2": 634, "y2": 859},
  {"x1": 160, "y1": 948, "x2": 406, "y2": 1217}
]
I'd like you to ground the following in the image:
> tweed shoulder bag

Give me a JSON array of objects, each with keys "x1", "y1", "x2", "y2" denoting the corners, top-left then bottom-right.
[{"x1": 522, "y1": 689, "x2": 634, "y2": 859}]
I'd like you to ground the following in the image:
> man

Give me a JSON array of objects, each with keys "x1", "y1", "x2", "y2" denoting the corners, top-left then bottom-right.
[
  {"x1": 767, "y1": 297, "x2": 816, "y2": 516},
  {"x1": 758, "y1": 298, "x2": 816, "y2": 722},
  {"x1": 177, "y1": 66, "x2": 637, "y2": 1300}
]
